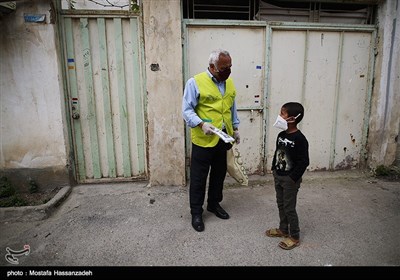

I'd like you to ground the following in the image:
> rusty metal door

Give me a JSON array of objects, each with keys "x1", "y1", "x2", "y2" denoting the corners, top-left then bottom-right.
[
  {"x1": 62, "y1": 14, "x2": 147, "y2": 182},
  {"x1": 266, "y1": 24, "x2": 376, "y2": 171},
  {"x1": 184, "y1": 21, "x2": 375, "y2": 175},
  {"x1": 184, "y1": 22, "x2": 267, "y2": 175}
]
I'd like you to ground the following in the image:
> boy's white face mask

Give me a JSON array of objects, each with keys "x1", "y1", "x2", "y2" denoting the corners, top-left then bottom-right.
[
  {"x1": 273, "y1": 114, "x2": 301, "y2": 130},
  {"x1": 273, "y1": 115, "x2": 288, "y2": 131}
]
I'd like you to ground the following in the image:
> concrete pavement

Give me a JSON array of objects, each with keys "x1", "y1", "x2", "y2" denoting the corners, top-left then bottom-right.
[{"x1": 0, "y1": 170, "x2": 399, "y2": 267}]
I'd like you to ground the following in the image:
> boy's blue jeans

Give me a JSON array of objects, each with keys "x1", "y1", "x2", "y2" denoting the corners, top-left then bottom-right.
[{"x1": 273, "y1": 171, "x2": 302, "y2": 240}]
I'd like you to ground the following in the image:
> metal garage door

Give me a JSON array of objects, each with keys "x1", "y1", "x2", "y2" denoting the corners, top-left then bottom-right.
[
  {"x1": 62, "y1": 14, "x2": 147, "y2": 182},
  {"x1": 266, "y1": 23, "x2": 376, "y2": 171},
  {"x1": 184, "y1": 21, "x2": 375, "y2": 174},
  {"x1": 184, "y1": 22, "x2": 267, "y2": 175}
]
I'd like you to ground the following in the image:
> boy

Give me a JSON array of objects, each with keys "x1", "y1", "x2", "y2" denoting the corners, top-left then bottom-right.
[{"x1": 266, "y1": 102, "x2": 309, "y2": 250}]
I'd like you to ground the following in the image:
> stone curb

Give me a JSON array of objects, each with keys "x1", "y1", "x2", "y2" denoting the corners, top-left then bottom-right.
[{"x1": 0, "y1": 186, "x2": 72, "y2": 223}]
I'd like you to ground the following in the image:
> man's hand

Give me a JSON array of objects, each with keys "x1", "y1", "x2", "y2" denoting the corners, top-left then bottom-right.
[
  {"x1": 201, "y1": 122, "x2": 215, "y2": 135},
  {"x1": 233, "y1": 130, "x2": 240, "y2": 144}
]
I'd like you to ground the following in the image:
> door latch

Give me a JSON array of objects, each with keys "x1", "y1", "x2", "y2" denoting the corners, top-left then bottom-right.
[{"x1": 72, "y1": 112, "x2": 80, "y2": 119}]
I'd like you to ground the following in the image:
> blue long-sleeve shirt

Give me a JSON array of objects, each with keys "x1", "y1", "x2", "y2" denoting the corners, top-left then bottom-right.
[{"x1": 182, "y1": 69, "x2": 240, "y2": 129}]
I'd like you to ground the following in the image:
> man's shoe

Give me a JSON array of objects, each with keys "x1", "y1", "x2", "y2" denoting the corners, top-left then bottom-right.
[
  {"x1": 207, "y1": 204, "x2": 230, "y2": 219},
  {"x1": 191, "y1": 215, "x2": 204, "y2": 232}
]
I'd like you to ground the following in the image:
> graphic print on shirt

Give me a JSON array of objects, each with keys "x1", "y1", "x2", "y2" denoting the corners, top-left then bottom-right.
[
  {"x1": 278, "y1": 137, "x2": 295, "y2": 147},
  {"x1": 275, "y1": 136, "x2": 295, "y2": 172}
]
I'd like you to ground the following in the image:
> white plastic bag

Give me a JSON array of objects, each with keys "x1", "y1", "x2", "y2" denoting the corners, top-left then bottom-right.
[{"x1": 227, "y1": 145, "x2": 248, "y2": 186}]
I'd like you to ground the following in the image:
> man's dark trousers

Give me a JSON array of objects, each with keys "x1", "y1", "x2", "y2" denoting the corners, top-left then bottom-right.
[{"x1": 190, "y1": 139, "x2": 228, "y2": 215}]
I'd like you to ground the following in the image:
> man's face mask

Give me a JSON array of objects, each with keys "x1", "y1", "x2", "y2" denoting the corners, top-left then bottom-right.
[{"x1": 216, "y1": 67, "x2": 231, "y2": 82}]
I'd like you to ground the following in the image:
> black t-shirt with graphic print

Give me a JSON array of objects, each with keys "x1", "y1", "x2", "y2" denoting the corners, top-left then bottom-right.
[{"x1": 271, "y1": 130, "x2": 309, "y2": 182}]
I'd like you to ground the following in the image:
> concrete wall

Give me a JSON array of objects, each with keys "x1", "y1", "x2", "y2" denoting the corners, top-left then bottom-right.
[
  {"x1": 367, "y1": 0, "x2": 400, "y2": 168},
  {"x1": 142, "y1": 0, "x2": 186, "y2": 186},
  {"x1": 0, "y1": 0, "x2": 70, "y2": 190}
]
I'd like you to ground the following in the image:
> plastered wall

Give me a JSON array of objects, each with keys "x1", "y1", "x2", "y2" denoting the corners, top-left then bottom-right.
[
  {"x1": 142, "y1": 0, "x2": 186, "y2": 186},
  {"x1": 0, "y1": 0, "x2": 69, "y2": 189},
  {"x1": 367, "y1": 0, "x2": 400, "y2": 168}
]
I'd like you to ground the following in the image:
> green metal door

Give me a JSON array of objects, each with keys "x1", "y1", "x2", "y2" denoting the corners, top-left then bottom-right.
[{"x1": 62, "y1": 13, "x2": 147, "y2": 183}]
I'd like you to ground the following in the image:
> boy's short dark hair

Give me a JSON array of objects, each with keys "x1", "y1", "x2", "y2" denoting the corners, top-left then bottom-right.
[{"x1": 282, "y1": 102, "x2": 304, "y2": 124}]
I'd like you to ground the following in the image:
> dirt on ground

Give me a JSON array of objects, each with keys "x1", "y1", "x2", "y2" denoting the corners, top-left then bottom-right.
[{"x1": 0, "y1": 187, "x2": 61, "y2": 207}]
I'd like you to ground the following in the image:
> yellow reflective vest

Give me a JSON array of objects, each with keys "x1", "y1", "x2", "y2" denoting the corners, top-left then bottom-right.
[{"x1": 191, "y1": 72, "x2": 236, "y2": 147}]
